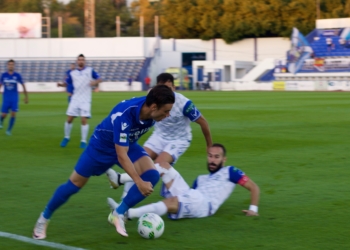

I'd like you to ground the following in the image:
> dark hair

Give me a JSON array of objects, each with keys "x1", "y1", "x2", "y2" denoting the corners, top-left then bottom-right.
[
  {"x1": 78, "y1": 54, "x2": 85, "y2": 58},
  {"x1": 145, "y1": 85, "x2": 175, "y2": 108},
  {"x1": 8, "y1": 59, "x2": 15, "y2": 64},
  {"x1": 157, "y1": 73, "x2": 174, "y2": 86},
  {"x1": 211, "y1": 143, "x2": 226, "y2": 156}
]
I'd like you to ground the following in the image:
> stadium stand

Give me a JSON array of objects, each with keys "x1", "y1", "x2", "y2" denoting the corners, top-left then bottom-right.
[{"x1": 0, "y1": 59, "x2": 145, "y2": 82}]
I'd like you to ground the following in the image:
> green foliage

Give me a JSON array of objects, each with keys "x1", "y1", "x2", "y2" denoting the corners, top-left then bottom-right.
[{"x1": 0, "y1": 0, "x2": 350, "y2": 42}]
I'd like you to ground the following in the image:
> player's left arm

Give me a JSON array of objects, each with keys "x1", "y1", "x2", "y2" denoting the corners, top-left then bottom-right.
[
  {"x1": 241, "y1": 179, "x2": 260, "y2": 216},
  {"x1": 229, "y1": 166, "x2": 260, "y2": 216},
  {"x1": 90, "y1": 69, "x2": 102, "y2": 87},
  {"x1": 183, "y1": 100, "x2": 212, "y2": 150},
  {"x1": 18, "y1": 74, "x2": 28, "y2": 104}
]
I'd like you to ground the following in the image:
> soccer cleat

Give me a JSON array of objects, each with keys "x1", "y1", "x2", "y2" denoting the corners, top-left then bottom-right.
[
  {"x1": 107, "y1": 198, "x2": 131, "y2": 222},
  {"x1": 106, "y1": 169, "x2": 122, "y2": 189},
  {"x1": 80, "y1": 141, "x2": 87, "y2": 149},
  {"x1": 5, "y1": 130, "x2": 11, "y2": 136},
  {"x1": 33, "y1": 214, "x2": 49, "y2": 240},
  {"x1": 60, "y1": 138, "x2": 69, "y2": 147},
  {"x1": 0, "y1": 122, "x2": 2, "y2": 129},
  {"x1": 110, "y1": 211, "x2": 128, "y2": 237}
]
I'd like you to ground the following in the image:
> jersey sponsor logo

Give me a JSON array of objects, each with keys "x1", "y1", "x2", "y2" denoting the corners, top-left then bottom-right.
[
  {"x1": 191, "y1": 108, "x2": 199, "y2": 118},
  {"x1": 119, "y1": 133, "x2": 127, "y2": 143},
  {"x1": 121, "y1": 122, "x2": 129, "y2": 131}
]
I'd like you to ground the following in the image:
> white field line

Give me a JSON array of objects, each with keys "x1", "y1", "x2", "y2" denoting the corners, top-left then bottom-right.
[{"x1": 0, "y1": 231, "x2": 87, "y2": 250}]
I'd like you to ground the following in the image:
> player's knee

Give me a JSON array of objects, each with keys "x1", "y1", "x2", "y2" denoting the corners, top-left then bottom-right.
[
  {"x1": 163, "y1": 197, "x2": 179, "y2": 214},
  {"x1": 160, "y1": 166, "x2": 179, "y2": 184},
  {"x1": 158, "y1": 162, "x2": 172, "y2": 170}
]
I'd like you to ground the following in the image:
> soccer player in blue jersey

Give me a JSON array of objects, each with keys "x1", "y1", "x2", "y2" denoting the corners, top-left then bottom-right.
[
  {"x1": 57, "y1": 54, "x2": 102, "y2": 149},
  {"x1": 33, "y1": 85, "x2": 175, "y2": 239},
  {"x1": 0, "y1": 59, "x2": 28, "y2": 135}
]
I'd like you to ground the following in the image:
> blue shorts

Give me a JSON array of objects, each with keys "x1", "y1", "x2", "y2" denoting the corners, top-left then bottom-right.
[
  {"x1": 1, "y1": 99, "x2": 19, "y2": 113},
  {"x1": 74, "y1": 143, "x2": 149, "y2": 178}
]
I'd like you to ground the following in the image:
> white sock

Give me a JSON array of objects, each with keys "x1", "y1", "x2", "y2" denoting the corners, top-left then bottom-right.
[
  {"x1": 154, "y1": 163, "x2": 167, "y2": 175},
  {"x1": 64, "y1": 122, "x2": 72, "y2": 138},
  {"x1": 120, "y1": 173, "x2": 133, "y2": 184},
  {"x1": 128, "y1": 201, "x2": 167, "y2": 219},
  {"x1": 81, "y1": 124, "x2": 89, "y2": 142},
  {"x1": 161, "y1": 167, "x2": 179, "y2": 184},
  {"x1": 121, "y1": 181, "x2": 134, "y2": 199}
]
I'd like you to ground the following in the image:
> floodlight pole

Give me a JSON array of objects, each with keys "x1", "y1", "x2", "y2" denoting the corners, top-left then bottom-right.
[
  {"x1": 116, "y1": 16, "x2": 120, "y2": 37},
  {"x1": 316, "y1": 0, "x2": 320, "y2": 19},
  {"x1": 58, "y1": 16, "x2": 62, "y2": 38},
  {"x1": 140, "y1": 16, "x2": 144, "y2": 37},
  {"x1": 155, "y1": 16, "x2": 159, "y2": 37}
]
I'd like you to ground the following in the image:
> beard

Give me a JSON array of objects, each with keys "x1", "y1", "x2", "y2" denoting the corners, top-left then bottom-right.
[{"x1": 207, "y1": 161, "x2": 223, "y2": 174}]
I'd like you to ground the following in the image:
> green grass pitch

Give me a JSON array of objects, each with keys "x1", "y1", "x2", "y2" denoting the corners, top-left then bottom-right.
[{"x1": 0, "y1": 91, "x2": 349, "y2": 249}]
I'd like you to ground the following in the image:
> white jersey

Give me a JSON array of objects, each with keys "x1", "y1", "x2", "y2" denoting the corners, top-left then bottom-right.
[
  {"x1": 67, "y1": 67, "x2": 99, "y2": 103},
  {"x1": 153, "y1": 92, "x2": 201, "y2": 141},
  {"x1": 195, "y1": 166, "x2": 248, "y2": 215}
]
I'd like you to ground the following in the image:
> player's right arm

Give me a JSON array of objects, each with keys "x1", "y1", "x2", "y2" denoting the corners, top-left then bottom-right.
[
  {"x1": 115, "y1": 145, "x2": 153, "y2": 196},
  {"x1": 57, "y1": 71, "x2": 72, "y2": 88},
  {"x1": 112, "y1": 110, "x2": 153, "y2": 196}
]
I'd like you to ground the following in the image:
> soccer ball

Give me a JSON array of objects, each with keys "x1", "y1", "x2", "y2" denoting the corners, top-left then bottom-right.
[{"x1": 137, "y1": 213, "x2": 164, "y2": 239}]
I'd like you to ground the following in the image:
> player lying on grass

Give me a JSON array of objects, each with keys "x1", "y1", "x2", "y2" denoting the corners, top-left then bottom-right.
[
  {"x1": 33, "y1": 85, "x2": 175, "y2": 239},
  {"x1": 108, "y1": 73, "x2": 212, "y2": 200},
  {"x1": 107, "y1": 143, "x2": 260, "y2": 221}
]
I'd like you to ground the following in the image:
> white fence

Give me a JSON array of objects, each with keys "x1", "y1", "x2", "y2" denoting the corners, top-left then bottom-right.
[
  {"x1": 209, "y1": 81, "x2": 350, "y2": 91},
  {"x1": 20, "y1": 81, "x2": 143, "y2": 92}
]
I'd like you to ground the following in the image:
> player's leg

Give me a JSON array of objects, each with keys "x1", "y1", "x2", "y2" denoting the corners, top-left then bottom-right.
[
  {"x1": 61, "y1": 99, "x2": 79, "y2": 147},
  {"x1": 0, "y1": 100, "x2": 10, "y2": 129},
  {"x1": 111, "y1": 144, "x2": 160, "y2": 236},
  {"x1": 0, "y1": 113, "x2": 6, "y2": 129},
  {"x1": 119, "y1": 133, "x2": 163, "y2": 200},
  {"x1": 33, "y1": 147, "x2": 112, "y2": 240},
  {"x1": 61, "y1": 115, "x2": 74, "y2": 147},
  {"x1": 79, "y1": 102, "x2": 90, "y2": 149},
  {"x1": 6, "y1": 111, "x2": 17, "y2": 135},
  {"x1": 33, "y1": 170, "x2": 88, "y2": 240},
  {"x1": 80, "y1": 116, "x2": 89, "y2": 149},
  {"x1": 156, "y1": 139, "x2": 191, "y2": 165}
]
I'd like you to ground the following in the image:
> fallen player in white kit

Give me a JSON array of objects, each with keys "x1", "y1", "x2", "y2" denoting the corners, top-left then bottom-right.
[{"x1": 107, "y1": 143, "x2": 260, "y2": 220}]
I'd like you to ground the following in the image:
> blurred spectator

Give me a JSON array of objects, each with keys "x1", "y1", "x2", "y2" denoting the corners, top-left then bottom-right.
[
  {"x1": 326, "y1": 37, "x2": 334, "y2": 51},
  {"x1": 339, "y1": 38, "x2": 346, "y2": 48},
  {"x1": 144, "y1": 75, "x2": 151, "y2": 90},
  {"x1": 128, "y1": 76, "x2": 133, "y2": 90}
]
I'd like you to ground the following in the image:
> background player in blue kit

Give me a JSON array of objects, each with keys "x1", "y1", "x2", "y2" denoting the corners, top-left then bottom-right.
[
  {"x1": 0, "y1": 59, "x2": 28, "y2": 135},
  {"x1": 33, "y1": 85, "x2": 175, "y2": 239},
  {"x1": 65, "y1": 63, "x2": 75, "y2": 103}
]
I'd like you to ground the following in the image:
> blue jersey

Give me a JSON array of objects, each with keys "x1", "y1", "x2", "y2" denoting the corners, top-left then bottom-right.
[
  {"x1": 65, "y1": 70, "x2": 74, "y2": 94},
  {"x1": 1, "y1": 72, "x2": 23, "y2": 100},
  {"x1": 89, "y1": 96, "x2": 155, "y2": 155}
]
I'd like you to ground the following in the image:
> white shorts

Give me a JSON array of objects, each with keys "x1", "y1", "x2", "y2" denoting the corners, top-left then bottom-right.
[
  {"x1": 66, "y1": 100, "x2": 91, "y2": 117},
  {"x1": 161, "y1": 174, "x2": 211, "y2": 220},
  {"x1": 144, "y1": 133, "x2": 191, "y2": 163}
]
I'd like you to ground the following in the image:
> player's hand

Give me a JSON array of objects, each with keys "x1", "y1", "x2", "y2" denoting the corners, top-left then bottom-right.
[
  {"x1": 90, "y1": 80, "x2": 98, "y2": 87},
  {"x1": 24, "y1": 96, "x2": 28, "y2": 104},
  {"x1": 57, "y1": 82, "x2": 62, "y2": 87},
  {"x1": 136, "y1": 180, "x2": 154, "y2": 196},
  {"x1": 242, "y1": 210, "x2": 259, "y2": 216}
]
